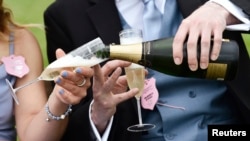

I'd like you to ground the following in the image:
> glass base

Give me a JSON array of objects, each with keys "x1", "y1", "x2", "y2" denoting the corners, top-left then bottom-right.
[
  {"x1": 5, "y1": 79, "x2": 19, "y2": 105},
  {"x1": 127, "y1": 123, "x2": 155, "y2": 132}
]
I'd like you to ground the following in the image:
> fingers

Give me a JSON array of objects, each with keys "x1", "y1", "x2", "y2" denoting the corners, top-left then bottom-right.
[
  {"x1": 173, "y1": 19, "x2": 189, "y2": 65},
  {"x1": 113, "y1": 88, "x2": 139, "y2": 104},
  {"x1": 211, "y1": 27, "x2": 223, "y2": 61},
  {"x1": 102, "y1": 60, "x2": 132, "y2": 76},
  {"x1": 112, "y1": 75, "x2": 128, "y2": 93},
  {"x1": 58, "y1": 67, "x2": 93, "y2": 88},
  {"x1": 102, "y1": 66, "x2": 139, "y2": 104},
  {"x1": 54, "y1": 67, "x2": 94, "y2": 105},
  {"x1": 90, "y1": 61, "x2": 139, "y2": 129},
  {"x1": 53, "y1": 87, "x2": 84, "y2": 105},
  {"x1": 172, "y1": 3, "x2": 226, "y2": 71},
  {"x1": 72, "y1": 67, "x2": 93, "y2": 87},
  {"x1": 199, "y1": 27, "x2": 211, "y2": 69},
  {"x1": 186, "y1": 24, "x2": 200, "y2": 71},
  {"x1": 101, "y1": 67, "x2": 123, "y2": 94},
  {"x1": 92, "y1": 64, "x2": 104, "y2": 90}
]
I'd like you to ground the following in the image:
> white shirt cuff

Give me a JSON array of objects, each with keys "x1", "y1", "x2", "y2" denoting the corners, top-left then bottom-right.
[
  {"x1": 89, "y1": 100, "x2": 113, "y2": 141},
  {"x1": 210, "y1": 0, "x2": 250, "y2": 31}
]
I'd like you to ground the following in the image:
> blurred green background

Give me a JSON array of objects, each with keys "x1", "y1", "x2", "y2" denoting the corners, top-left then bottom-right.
[
  {"x1": 4, "y1": 0, "x2": 54, "y2": 67},
  {"x1": 3, "y1": 0, "x2": 250, "y2": 67},
  {"x1": 242, "y1": 33, "x2": 250, "y2": 55}
]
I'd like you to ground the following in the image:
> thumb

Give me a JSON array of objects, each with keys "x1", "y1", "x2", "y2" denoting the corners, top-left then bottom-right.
[{"x1": 56, "y1": 48, "x2": 66, "y2": 59}]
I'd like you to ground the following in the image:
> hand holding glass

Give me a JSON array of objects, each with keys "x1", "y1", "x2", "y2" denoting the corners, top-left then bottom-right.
[{"x1": 6, "y1": 38, "x2": 107, "y2": 105}]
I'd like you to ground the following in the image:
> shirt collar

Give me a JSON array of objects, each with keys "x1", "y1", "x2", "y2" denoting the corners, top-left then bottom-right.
[
  {"x1": 116, "y1": 0, "x2": 165, "y2": 13},
  {"x1": 115, "y1": 0, "x2": 166, "y2": 29}
]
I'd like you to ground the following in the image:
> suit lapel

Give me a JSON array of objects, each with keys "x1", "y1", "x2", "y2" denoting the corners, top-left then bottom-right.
[{"x1": 86, "y1": 0, "x2": 123, "y2": 44}]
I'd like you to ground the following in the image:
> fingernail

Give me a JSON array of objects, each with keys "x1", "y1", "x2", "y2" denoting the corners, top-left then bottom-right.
[
  {"x1": 59, "y1": 89, "x2": 65, "y2": 95},
  {"x1": 189, "y1": 64, "x2": 197, "y2": 71},
  {"x1": 174, "y1": 57, "x2": 181, "y2": 65},
  {"x1": 200, "y1": 63, "x2": 208, "y2": 69},
  {"x1": 55, "y1": 78, "x2": 61, "y2": 84},
  {"x1": 211, "y1": 54, "x2": 218, "y2": 61},
  {"x1": 75, "y1": 68, "x2": 82, "y2": 74},
  {"x1": 62, "y1": 71, "x2": 68, "y2": 78}
]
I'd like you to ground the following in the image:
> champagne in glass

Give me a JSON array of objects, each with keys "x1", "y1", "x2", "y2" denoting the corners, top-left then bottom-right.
[
  {"x1": 6, "y1": 37, "x2": 108, "y2": 104},
  {"x1": 125, "y1": 65, "x2": 145, "y2": 99}
]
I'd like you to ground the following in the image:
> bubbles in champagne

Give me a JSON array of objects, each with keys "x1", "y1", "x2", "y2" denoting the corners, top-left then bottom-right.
[{"x1": 125, "y1": 64, "x2": 145, "y2": 98}]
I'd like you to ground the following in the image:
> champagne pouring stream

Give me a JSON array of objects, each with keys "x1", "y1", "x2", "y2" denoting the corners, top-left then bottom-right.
[{"x1": 6, "y1": 37, "x2": 108, "y2": 105}]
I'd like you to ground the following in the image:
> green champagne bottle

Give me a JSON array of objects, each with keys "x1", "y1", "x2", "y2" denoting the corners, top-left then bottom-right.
[{"x1": 96, "y1": 37, "x2": 239, "y2": 81}]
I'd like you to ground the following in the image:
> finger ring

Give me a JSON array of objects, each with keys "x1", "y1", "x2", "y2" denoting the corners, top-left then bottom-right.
[{"x1": 77, "y1": 78, "x2": 86, "y2": 87}]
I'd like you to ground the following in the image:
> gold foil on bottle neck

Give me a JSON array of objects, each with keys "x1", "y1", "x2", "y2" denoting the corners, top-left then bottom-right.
[{"x1": 109, "y1": 43, "x2": 143, "y2": 63}]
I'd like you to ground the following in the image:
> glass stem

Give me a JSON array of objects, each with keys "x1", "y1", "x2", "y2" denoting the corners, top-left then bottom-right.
[
  {"x1": 15, "y1": 77, "x2": 40, "y2": 92},
  {"x1": 136, "y1": 97, "x2": 143, "y2": 126}
]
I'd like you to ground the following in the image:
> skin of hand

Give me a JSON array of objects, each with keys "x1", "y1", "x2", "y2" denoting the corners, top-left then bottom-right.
[
  {"x1": 172, "y1": 1, "x2": 240, "y2": 71},
  {"x1": 15, "y1": 46, "x2": 93, "y2": 141},
  {"x1": 52, "y1": 48, "x2": 94, "y2": 106},
  {"x1": 91, "y1": 60, "x2": 140, "y2": 133}
]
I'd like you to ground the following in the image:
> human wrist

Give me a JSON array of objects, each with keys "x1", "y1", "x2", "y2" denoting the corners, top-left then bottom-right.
[
  {"x1": 91, "y1": 111, "x2": 109, "y2": 133},
  {"x1": 92, "y1": 117, "x2": 109, "y2": 134},
  {"x1": 91, "y1": 103, "x2": 112, "y2": 133},
  {"x1": 46, "y1": 93, "x2": 71, "y2": 120},
  {"x1": 45, "y1": 102, "x2": 72, "y2": 121},
  {"x1": 206, "y1": 1, "x2": 240, "y2": 25}
]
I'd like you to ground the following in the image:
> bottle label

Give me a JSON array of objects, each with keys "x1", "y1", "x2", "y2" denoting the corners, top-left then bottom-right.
[
  {"x1": 110, "y1": 43, "x2": 143, "y2": 63},
  {"x1": 206, "y1": 63, "x2": 227, "y2": 80}
]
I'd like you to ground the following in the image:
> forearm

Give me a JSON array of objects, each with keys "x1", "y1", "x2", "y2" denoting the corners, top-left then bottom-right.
[{"x1": 17, "y1": 93, "x2": 69, "y2": 141}]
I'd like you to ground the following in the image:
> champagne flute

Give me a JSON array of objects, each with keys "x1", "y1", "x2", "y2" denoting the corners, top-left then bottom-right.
[
  {"x1": 6, "y1": 37, "x2": 108, "y2": 105},
  {"x1": 119, "y1": 29, "x2": 155, "y2": 132},
  {"x1": 125, "y1": 64, "x2": 155, "y2": 132}
]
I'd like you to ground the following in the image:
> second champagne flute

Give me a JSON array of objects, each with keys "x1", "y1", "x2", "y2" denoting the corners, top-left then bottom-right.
[
  {"x1": 125, "y1": 64, "x2": 155, "y2": 132},
  {"x1": 119, "y1": 28, "x2": 155, "y2": 132}
]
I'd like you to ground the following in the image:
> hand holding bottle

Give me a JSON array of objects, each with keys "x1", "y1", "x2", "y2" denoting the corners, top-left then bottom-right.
[
  {"x1": 96, "y1": 37, "x2": 239, "y2": 81},
  {"x1": 172, "y1": 1, "x2": 240, "y2": 71}
]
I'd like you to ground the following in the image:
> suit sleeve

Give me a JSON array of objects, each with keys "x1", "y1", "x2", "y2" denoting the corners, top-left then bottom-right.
[
  {"x1": 230, "y1": 0, "x2": 250, "y2": 16},
  {"x1": 44, "y1": 3, "x2": 74, "y2": 63}
]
